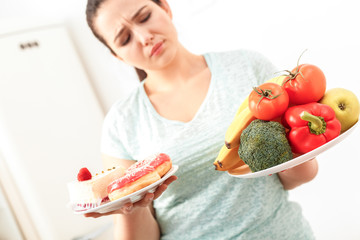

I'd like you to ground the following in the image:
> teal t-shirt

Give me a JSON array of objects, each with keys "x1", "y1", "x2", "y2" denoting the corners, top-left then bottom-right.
[{"x1": 101, "y1": 49, "x2": 314, "y2": 240}]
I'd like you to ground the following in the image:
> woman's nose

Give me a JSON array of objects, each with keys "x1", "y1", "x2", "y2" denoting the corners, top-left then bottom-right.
[{"x1": 134, "y1": 27, "x2": 154, "y2": 46}]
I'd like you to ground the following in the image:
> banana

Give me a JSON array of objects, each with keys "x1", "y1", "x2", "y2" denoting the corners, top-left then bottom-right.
[
  {"x1": 234, "y1": 75, "x2": 287, "y2": 116},
  {"x1": 225, "y1": 107, "x2": 256, "y2": 149},
  {"x1": 268, "y1": 75, "x2": 287, "y2": 85},
  {"x1": 234, "y1": 96, "x2": 249, "y2": 117},
  {"x1": 213, "y1": 144, "x2": 246, "y2": 171},
  {"x1": 227, "y1": 164, "x2": 251, "y2": 175}
]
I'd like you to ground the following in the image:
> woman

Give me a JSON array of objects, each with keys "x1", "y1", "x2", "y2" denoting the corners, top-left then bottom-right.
[{"x1": 85, "y1": 0, "x2": 318, "y2": 239}]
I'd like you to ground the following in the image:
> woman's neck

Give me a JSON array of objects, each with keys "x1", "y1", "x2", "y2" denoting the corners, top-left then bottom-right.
[{"x1": 144, "y1": 45, "x2": 207, "y2": 91}]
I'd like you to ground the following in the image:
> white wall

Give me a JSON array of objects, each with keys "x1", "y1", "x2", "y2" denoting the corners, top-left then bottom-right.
[{"x1": 1, "y1": 0, "x2": 359, "y2": 239}]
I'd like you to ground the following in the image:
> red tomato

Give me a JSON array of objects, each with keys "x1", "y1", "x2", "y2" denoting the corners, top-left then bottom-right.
[
  {"x1": 282, "y1": 64, "x2": 326, "y2": 105},
  {"x1": 248, "y1": 82, "x2": 289, "y2": 120}
]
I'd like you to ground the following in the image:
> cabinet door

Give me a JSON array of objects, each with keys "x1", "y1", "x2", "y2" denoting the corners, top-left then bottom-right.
[{"x1": 0, "y1": 25, "x2": 110, "y2": 240}]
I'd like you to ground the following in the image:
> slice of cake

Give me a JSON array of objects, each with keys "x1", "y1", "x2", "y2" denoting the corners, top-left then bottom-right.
[{"x1": 67, "y1": 166, "x2": 125, "y2": 211}]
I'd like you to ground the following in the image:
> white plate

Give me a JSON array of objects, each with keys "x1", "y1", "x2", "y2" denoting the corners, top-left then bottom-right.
[
  {"x1": 228, "y1": 121, "x2": 358, "y2": 178},
  {"x1": 72, "y1": 165, "x2": 179, "y2": 214}
]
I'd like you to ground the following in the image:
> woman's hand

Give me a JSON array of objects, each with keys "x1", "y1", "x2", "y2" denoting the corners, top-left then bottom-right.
[
  {"x1": 278, "y1": 158, "x2": 318, "y2": 190},
  {"x1": 84, "y1": 175, "x2": 177, "y2": 218}
]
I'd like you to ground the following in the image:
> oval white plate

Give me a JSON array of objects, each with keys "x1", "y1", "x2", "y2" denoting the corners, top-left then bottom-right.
[
  {"x1": 72, "y1": 165, "x2": 178, "y2": 214},
  {"x1": 228, "y1": 121, "x2": 358, "y2": 178}
]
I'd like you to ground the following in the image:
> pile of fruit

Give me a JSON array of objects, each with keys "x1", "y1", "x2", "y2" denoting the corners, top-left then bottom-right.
[{"x1": 214, "y1": 58, "x2": 360, "y2": 173}]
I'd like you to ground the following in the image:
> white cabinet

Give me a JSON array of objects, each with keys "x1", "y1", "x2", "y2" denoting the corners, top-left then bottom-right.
[{"x1": 0, "y1": 24, "x2": 111, "y2": 239}]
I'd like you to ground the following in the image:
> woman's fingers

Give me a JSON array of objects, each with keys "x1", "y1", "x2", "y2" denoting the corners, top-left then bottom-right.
[
  {"x1": 84, "y1": 212, "x2": 102, "y2": 218},
  {"x1": 164, "y1": 175, "x2": 178, "y2": 185},
  {"x1": 121, "y1": 202, "x2": 134, "y2": 214},
  {"x1": 85, "y1": 210, "x2": 117, "y2": 218}
]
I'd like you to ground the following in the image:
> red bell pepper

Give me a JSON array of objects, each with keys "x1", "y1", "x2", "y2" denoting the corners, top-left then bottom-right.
[{"x1": 283, "y1": 102, "x2": 341, "y2": 154}]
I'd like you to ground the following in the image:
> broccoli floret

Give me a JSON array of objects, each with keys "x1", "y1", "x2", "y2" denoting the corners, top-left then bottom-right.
[{"x1": 238, "y1": 119, "x2": 292, "y2": 172}]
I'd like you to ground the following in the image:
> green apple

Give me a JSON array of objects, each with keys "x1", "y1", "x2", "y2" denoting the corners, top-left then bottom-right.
[{"x1": 320, "y1": 88, "x2": 360, "y2": 133}]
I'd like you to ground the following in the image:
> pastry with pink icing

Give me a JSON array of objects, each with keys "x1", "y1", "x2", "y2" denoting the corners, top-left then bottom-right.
[{"x1": 107, "y1": 153, "x2": 172, "y2": 201}]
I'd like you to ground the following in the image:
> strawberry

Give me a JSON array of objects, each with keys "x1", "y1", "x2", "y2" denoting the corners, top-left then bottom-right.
[{"x1": 77, "y1": 167, "x2": 92, "y2": 181}]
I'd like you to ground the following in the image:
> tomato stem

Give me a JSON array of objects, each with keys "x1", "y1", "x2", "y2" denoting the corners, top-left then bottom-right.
[
  {"x1": 297, "y1": 49, "x2": 308, "y2": 67},
  {"x1": 280, "y1": 49, "x2": 307, "y2": 86},
  {"x1": 252, "y1": 87, "x2": 281, "y2": 107},
  {"x1": 300, "y1": 111, "x2": 327, "y2": 135}
]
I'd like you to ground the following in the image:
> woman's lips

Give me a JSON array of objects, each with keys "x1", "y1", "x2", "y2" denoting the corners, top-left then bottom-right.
[{"x1": 150, "y1": 41, "x2": 163, "y2": 57}]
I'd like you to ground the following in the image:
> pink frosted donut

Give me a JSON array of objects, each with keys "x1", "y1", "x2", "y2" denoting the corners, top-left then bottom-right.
[
  {"x1": 107, "y1": 165, "x2": 160, "y2": 201},
  {"x1": 127, "y1": 153, "x2": 172, "y2": 177}
]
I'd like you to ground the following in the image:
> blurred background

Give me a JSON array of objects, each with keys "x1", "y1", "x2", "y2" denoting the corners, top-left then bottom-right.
[{"x1": 0, "y1": 0, "x2": 359, "y2": 239}]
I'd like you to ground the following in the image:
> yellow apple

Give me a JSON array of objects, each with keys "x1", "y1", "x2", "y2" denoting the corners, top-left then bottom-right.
[{"x1": 320, "y1": 88, "x2": 360, "y2": 133}]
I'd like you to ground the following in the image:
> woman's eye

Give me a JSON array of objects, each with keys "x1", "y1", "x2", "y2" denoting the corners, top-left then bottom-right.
[
  {"x1": 121, "y1": 34, "x2": 131, "y2": 46},
  {"x1": 140, "y1": 13, "x2": 151, "y2": 23}
]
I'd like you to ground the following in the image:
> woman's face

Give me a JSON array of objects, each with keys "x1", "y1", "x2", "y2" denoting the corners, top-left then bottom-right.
[{"x1": 94, "y1": 0, "x2": 179, "y2": 71}]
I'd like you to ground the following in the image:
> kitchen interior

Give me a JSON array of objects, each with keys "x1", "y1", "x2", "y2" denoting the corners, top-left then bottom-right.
[{"x1": 0, "y1": 0, "x2": 359, "y2": 239}]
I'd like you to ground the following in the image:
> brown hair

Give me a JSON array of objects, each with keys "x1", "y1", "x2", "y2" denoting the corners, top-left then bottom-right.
[{"x1": 86, "y1": 0, "x2": 161, "y2": 81}]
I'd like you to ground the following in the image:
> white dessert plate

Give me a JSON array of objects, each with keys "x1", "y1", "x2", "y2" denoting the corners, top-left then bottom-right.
[
  {"x1": 72, "y1": 165, "x2": 178, "y2": 214},
  {"x1": 228, "y1": 121, "x2": 358, "y2": 179}
]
